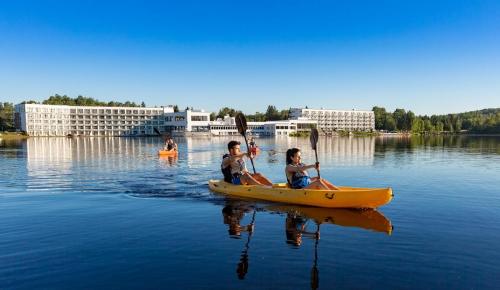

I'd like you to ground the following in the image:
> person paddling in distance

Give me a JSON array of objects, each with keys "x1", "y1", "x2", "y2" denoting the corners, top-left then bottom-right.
[
  {"x1": 222, "y1": 141, "x2": 273, "y2": 186},
  {"x1": 285, "y1": 148, "x2": 339, "y2": 190},
  {"x1": 164, "y1": 137, "x2": 177, "y2": 151}
]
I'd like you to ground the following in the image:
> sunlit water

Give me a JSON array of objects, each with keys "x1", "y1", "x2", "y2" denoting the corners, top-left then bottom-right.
[{"x1": 1, "y1": 136, "x2": 500, "y2": 289}]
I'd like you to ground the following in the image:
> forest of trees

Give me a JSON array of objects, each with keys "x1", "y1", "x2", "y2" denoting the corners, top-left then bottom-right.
[
  {"x1": 211, "y1": 105, "x2": 290, "y2": 121},
  {"x1": 373, "y1": 106, "x2": 500, "y2": 134},
  {"x1": 0, "y1": 102, "x2": 15, "y2": 131}
]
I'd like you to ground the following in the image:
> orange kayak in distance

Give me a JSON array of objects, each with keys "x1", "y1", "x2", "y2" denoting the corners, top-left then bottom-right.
[{"x1": 158, "y1": 149, "x2": 178, "y2": 156}]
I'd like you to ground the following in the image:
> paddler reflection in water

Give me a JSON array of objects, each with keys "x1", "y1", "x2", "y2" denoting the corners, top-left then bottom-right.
[
  {"x1": 285, "y1": 212, "x2": 319, "y2": 247},
  {"x1": 221, "y1": 141, "x2": 272, "y2": 186},
  {"x1": 222, "y1": 203, "x2": 254, "y2": 238},
  {"x1": 285, "y1": 211, "x2": 321, "y2": 290},
  {"x1": 222, "y1": 202, "x2": 256, "y2": 280}
]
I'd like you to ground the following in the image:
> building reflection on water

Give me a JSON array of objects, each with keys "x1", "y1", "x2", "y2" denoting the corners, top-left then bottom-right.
[
  {"x1": 22, "y1": 136, "x2": 376, "y2": 191},
  {"x1": 183, "y1": 136, "x2": 376, "y2": 167},
  {"x1": 220, "y1": 199, "x2": 392, "y2": 289}
]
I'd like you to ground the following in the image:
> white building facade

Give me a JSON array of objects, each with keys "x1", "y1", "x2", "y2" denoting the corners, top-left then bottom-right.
[
  {"x1": 15, "y1": 103, "x2": 210, "y2": 136},
  {"x1": 209, "y1": 115, "x2": 317, "y2": 136},
  {"x1": 290, "y1": 108, "x2": 375, "y2": 132}
]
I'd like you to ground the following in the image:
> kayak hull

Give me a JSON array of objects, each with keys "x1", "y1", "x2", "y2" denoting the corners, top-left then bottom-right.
[
  {"x1": 158, "y1": 149, "x2": 178, "y2": 156},
  {"x1": 265, "y1": 205, "x2": 392, "y2": 234},
  {"x1": 208, "y1": 179, "x2": 393, "y2": 209}
]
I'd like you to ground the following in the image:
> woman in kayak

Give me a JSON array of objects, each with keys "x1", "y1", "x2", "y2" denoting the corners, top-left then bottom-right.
[
  {"x1": 222, "y1": 140, "x2": 272, "y2": 186},
  {"x1": 285, "y1": 148, "x2": 339, "y2": 190}
]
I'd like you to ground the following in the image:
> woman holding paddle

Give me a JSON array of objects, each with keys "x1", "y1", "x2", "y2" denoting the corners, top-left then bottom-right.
[
  {"x1": 285, "y1": 128, "x2": 339, "y2": 190},
  {"x1": 285, "y1": 148, "x2": 338, "y2": 190}
]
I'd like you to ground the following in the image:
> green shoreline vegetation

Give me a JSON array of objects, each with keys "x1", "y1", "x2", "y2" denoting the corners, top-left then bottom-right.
[
  {"x1": 0, "y1": 131, "x2": 28, "y2": 140},
  {"x1": 373, "y1": 106, "x2": 500, "y2": 134}
]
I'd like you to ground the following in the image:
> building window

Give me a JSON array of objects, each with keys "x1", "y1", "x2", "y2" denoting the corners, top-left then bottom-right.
[{"x1": 191, "y1": 115, "x2": 208, "y2": 121}]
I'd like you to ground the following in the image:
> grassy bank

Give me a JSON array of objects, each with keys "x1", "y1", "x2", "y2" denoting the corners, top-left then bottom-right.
[{"x1": 0, "y1": 132, "x2": 29, "y2": 140}]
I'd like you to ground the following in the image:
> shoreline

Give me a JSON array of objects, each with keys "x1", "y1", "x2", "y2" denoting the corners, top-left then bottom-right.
[{"x1": 0, "y1": 132, "x2": 29, "y2": 140}]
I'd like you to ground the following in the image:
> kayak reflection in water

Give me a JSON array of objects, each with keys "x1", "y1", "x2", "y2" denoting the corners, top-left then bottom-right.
[
  {"x1": 222, "y1": 201, "x2": 257, "y2": 280},
  {"x1": 159, "y1": 155, "x2": 177, "y2": 166},
  {"x1": 285, "y1": 148, "x2": 339, "y2": 190},
  {"x1": 285, "y1": 212, "x2": 319, "y2": 247}
]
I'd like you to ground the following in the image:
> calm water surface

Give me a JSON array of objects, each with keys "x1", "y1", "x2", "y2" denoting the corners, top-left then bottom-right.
[{"x1": 1, "y1": 136, "x2": 500, "y2": 289}]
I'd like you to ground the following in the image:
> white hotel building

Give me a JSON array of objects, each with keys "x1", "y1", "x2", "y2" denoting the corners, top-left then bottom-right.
[
  {"x1": 15, "y1": 103, "x2": 210, "y2": 137},
  {"x1": 290, "y1": 108, "x2": 375, "y2": 132},
  {"x1": 209, "y1": 115, "x2": 317, "y2": 136}
]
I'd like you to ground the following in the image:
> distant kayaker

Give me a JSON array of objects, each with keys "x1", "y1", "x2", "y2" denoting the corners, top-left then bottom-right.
[
  {"x1": 285, "y1": 148, "x2": 339, "y2": 190},
  {"x1": 221, "y1": 140, "x2": 272, "y2": 186},
  {"x1": 164, "y1": 137, "x2": 177, "y2": 151},
  {"x1": 249, "y1": 137, "x2": 256, "y2": 148}
]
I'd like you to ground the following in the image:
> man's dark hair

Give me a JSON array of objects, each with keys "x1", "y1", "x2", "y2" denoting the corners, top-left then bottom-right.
[{"x1": 228, "y1": 140, "x2": 241, "y2": 151}]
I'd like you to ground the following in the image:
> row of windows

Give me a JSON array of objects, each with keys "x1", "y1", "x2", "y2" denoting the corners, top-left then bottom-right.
[
  {"x1": 27, "y1": 125, "x2": 163, "y2": 130},
  {"x1": 70, "y1": 109, "x2": 163, "y2": 115},
  {"x1": 25, "y1": 107, "x2": 164, "y2": 115}
]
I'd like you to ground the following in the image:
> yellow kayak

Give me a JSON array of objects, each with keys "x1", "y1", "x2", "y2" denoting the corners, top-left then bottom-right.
[{"x1": 208, "y1": 179, "x2": 393, "y2": 209}]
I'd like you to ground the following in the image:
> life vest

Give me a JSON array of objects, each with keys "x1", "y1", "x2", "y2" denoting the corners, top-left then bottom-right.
[
  {"x1": 286, "y1": 163, "x2": 311, "y2": 189},
  {"x1": 221, "y1": 154, "x2": 246, "y2": 183},
  {"x1": 221, "y1": 154, "x2": 232, "y2": 183}
]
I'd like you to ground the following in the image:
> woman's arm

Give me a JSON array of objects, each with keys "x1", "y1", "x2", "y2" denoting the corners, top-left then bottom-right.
[{"x1": 286, "y1": 164, "x2": 315, "y2": 173}]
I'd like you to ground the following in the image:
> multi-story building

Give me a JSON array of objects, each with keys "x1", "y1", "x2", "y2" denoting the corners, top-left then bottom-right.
[
  {"x1": 14, "y1": 103, "x2": 210, "y2": 136},
  {"x1": 209, "y1": 115, "x2": 317, "y2": 136},
  {"x1": 289, "y1": 108, "x2": 375, "y2": 132}
]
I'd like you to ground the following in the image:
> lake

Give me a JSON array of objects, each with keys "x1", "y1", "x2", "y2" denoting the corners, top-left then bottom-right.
[{"x1": 1, "y1": 136, "x2": 500, "y2": 289}]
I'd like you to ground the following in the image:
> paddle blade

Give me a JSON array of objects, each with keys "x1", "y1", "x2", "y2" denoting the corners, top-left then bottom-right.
[
  {"x1": 153, "y1": 127, "x2": 161, "y2": 136},
  {"x1": 310, "y1": 128, "x2": 319, "y2": 150},
  {"x1": 235, "y1": 113, "x2": 248, "y2": 135}
]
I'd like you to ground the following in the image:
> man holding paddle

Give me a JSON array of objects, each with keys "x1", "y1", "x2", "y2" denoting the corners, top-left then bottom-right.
[
  {"x1": 220, "y1": 113, "x2": 273, "y2": 186},
  {"x1": 221, "y1": 141, "x2": 272, "y2": 186}
]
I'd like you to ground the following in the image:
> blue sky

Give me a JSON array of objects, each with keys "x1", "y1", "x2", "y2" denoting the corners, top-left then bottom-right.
[{"x1": 1, "y1": 0, "x2": 499, "y2": 115}]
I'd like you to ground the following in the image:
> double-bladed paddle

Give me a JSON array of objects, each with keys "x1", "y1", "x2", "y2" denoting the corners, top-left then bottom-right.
[
  {"x1": 235, "y1": 113, "x2": 257, "y2": 174},
  {"x1": 309, "y1": 128, "x2": 320, "y2": 179}
]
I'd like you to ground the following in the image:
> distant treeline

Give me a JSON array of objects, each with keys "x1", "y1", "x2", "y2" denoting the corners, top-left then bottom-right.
[
  {"x1": 373, "y1": 106, "x2": 500, "y2": 133},
  {"x1": 0, "y1": 102, "x2": 15, "y2": 131},
  {"x1": 211, "y1": 105, "x2": 289, "y2": 121},
  {"x1": 23, "y1": 94, "x2": 147, "y2": 108}
]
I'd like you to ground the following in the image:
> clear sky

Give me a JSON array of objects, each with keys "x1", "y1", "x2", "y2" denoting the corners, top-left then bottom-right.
[{"x1": 1, "y1": 0, "x2": 499, "y2": 115}]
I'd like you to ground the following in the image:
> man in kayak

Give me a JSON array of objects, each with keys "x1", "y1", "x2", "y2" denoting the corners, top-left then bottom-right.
[
  {"x1": 285, "y1": 148, "x2": 339, "y2": 190},
  {"x1": 222, "y1": 141, "x2": 272, "y2": 186}
]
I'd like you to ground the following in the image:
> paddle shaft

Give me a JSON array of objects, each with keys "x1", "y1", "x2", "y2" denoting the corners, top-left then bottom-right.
[
  {"x1": 313, "y1": 148, "x2": 321, "y2": 179},
  {"x1": 311, "y1": 223, "x2": 320, "y2": 290}
]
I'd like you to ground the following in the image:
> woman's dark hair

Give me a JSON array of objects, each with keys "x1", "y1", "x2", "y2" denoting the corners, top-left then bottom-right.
[{"x1": 286, "y1": 148, "x2": 301, "y2": 165}]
